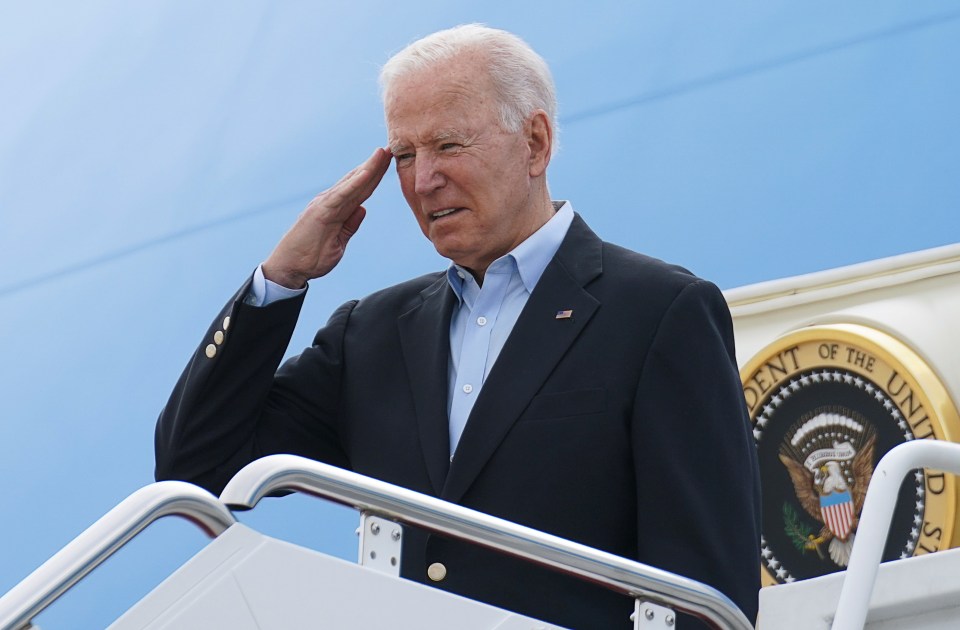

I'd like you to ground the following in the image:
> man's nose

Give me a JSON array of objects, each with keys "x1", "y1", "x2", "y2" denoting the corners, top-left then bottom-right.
[{"x1": 413, "y1": 154, "x2": 445, "y2": 196}]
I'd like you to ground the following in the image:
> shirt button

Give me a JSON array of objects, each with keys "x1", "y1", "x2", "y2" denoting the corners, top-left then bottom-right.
[
  {"x1": 462, "y1": 384, "x2": 473, "y2": 394},
  {"x1": 476, "y1": 316, "x2": 487, "y2": 326},
  {"x1": 457, "y1": 270, "x2": 466, "y2": 279}
]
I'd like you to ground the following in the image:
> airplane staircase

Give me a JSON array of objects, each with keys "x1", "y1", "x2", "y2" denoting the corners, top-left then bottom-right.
[{"x1": 2, "y1": 442, "x2": 959, "y2": 629}]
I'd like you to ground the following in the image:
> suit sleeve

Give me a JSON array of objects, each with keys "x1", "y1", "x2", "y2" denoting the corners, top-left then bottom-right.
[
  {"x1": 154, "y1": 275, "x2": 355, "y2": 495},
  {"x1": 632, "y1": 279, "x2": 761, "y2": 626}
]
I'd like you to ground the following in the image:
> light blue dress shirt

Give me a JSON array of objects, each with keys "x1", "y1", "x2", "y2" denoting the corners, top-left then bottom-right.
[
  {"x1": 444, "y1": 201, "x2": 573, "y2": 455},
  {"x1": 250, "y1": 201, "x2": 575, "y2": 457}
]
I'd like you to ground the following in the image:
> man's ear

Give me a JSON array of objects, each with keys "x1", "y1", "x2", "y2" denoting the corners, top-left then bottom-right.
[{"x1": 526, "y1": 110, "x2": 552, "y2": 177}]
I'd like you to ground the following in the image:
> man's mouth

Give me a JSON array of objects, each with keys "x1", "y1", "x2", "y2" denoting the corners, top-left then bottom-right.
[{"x1": 431, "y1": 207, "x2": 464, "y2": 220}]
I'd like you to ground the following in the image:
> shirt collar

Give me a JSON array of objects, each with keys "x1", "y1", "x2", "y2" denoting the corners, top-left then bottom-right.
[{"x1": 445, "y1": 201, "x2": 574, "y2": 303}]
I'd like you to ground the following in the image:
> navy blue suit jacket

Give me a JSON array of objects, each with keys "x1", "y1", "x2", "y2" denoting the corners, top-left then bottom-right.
[{"x1": 156, "y1": 214, "x2": 760, "y2": 629}]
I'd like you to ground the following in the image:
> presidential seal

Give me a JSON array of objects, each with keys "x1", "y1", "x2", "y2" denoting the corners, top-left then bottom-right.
[{"x1": 741, "y1": 324, "x2": 960, "y2": 585}]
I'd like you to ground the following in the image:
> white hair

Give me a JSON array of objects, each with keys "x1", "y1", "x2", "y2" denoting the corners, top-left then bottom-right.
[{"x1": 380, "y1": 24, "x2": 559, "y2": 153}]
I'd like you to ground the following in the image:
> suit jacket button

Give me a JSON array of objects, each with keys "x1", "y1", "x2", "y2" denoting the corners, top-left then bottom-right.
[
  {"x1": 427, "y1": 562, "x2": 447, "y2": 582},
  {"x1": 204, "y1": 344, "x2": 217, "y2": 358}
]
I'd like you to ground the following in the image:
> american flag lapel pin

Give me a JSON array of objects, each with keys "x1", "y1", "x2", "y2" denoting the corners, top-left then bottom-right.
[{"x1": 555, "y1": 309, "x2": 573, "y2": 320}]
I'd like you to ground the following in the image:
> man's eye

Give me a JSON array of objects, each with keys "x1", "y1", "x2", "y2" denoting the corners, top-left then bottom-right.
[
  {"x1": 440, "y1": 143, "x2": 460, "y2": 152},
  {"x1": 395, "y1": 153, "x2": 414, "y2": 162}
]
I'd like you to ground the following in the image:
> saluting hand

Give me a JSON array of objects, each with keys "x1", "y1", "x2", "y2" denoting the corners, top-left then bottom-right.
[{"x1": 262, "y1": 147, "x2": 392, "y2": 288}]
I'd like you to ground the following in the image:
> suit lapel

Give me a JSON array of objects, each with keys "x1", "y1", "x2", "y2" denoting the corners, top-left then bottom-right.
[
  {"x1": 398, "y1": 276, "x2": 456, "y2": 495},
  {"x1": 441, "y1": 215, "x2": 604, "y2": 503}
]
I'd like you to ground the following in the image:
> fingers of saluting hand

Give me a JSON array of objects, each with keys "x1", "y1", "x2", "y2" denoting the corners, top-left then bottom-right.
[
  {"x1": 323, "y1": 148, "x2": 393, "y2": 214},
  {"x1": 262, "y1": 148, "x2": 393, "y2": 288}
]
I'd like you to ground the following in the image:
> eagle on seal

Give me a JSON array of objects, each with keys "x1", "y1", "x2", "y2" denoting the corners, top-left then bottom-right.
[{"x1": 779, "y1": 432, "x2": 876, "y2": 567}]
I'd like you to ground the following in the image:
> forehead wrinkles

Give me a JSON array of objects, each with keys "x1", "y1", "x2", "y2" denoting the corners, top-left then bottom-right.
[
  {"x1": 386, "y1": 58, "x2": 499, "y2": 147},
  {"x1": 388, "y1": 128, "x2": 469, "y2": 154}
]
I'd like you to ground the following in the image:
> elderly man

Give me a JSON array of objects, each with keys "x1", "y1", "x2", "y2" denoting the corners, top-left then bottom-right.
[{"x1": 156, "y1": 24, "x2": 760, "y2": 629}]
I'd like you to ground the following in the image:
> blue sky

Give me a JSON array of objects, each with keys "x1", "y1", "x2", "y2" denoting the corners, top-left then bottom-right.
[{"x1": 1, "y1": 2, "x2": 958, "y2": 626}]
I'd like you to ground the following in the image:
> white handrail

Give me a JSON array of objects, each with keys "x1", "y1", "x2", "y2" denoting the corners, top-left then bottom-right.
[
  {"x1": 0, "y1": 481, "x2": 235, "y2": 630},
  {"x1": 831, "y1": 440, "x2": 960, "y2": 630},
  {"x1": 220, "y1": 454, "x2": 754, "y2": 630}
]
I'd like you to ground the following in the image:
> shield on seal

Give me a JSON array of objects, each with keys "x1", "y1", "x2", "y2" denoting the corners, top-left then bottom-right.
[{"x1": 820, "y1": 490, "x2": 855, "y2": 541}]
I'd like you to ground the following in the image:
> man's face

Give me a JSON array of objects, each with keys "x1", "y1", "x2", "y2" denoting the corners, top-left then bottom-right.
[{"x1": 385, "y1": 53, "x2": 541, "y2": 276}]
